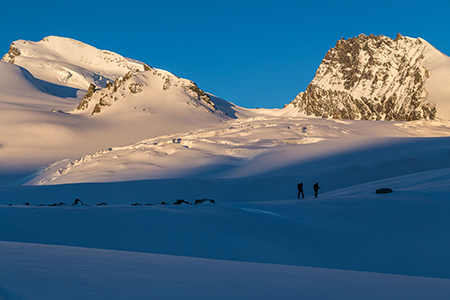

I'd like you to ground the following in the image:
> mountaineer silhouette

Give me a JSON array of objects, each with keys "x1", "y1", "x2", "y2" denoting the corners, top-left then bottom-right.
[
  {"x1": 313, "y1": 182, "x2": 321, "y2": 198},
  {"x1": 297, "y1": 182, "x2": 304, "y2": 199}
]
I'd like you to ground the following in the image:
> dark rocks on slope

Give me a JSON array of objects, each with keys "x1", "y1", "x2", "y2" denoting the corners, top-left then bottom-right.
[
  {"x1": 77, "y1": 84, "x2": 97, "y2": 110},
  {"x1": 1, "y1": 43, "x2": 21, "y2": 63}
]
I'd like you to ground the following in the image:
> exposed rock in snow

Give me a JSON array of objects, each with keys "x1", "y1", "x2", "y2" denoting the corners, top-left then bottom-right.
[
  {"x1": 289, "y1": 34, "x2": 450, "y2": 121},
  {"x1": 73, "y1": 69, "x2": 216, "y2": 116},
  {"x1": 3, "y1": 43, "x2": 21, "y2": 63}
]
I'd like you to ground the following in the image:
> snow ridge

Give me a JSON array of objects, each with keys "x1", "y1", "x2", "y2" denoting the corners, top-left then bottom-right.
[{"x1": 1, "y1": 36, "x2": 149, "y2": 90}]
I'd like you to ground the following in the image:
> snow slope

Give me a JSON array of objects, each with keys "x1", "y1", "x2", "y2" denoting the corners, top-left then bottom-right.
[
  {"x1": 2, "y1": 35, "x2": 450, "y2": 299},
  {"x1": 1, "y1": 241, "x2": 449, "y2": 300},
  {"x1": 0, "y1": 38, "x2": 233, "y2": 184},
  {"x1": 1, "y1": 168, "x2": 450, "y2": 299},
  {"x1": 24, "y1": 116, "x2": 450, "y2": 189},
  {"x1": 2, "y1": 36, "x2": 146, "y2": 91},
  {"x1": 422, "y1": 38, "x2": 450, "y2": 119}
]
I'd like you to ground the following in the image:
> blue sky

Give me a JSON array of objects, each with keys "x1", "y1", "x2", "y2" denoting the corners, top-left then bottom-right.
[{"x1": 1, "y1": 0, "x2": 449, "y2": 108}]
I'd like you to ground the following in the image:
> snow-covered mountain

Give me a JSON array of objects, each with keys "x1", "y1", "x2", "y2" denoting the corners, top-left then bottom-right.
[
  {"x1": 289, "y1": 34, "x2": 450, "y2": 121},
  {"x1": 2, "y1": 35, "x2": 450, "y2": 300},
  {"x1": 2, "y1": 34, "x2": 450, "y2": 185},
  {"x1": 2, "y1": 36, "x2": 147, "y2": 91},
  {"x1": 0, "y1": 37, "x2": 234, "y2": 179},
  {"x1": 2, "y1": 36, "x2": 220, "y2": 117}
]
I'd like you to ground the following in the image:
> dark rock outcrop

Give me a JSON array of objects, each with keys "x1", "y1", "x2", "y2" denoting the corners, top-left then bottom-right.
[
  {"x1": 77, "y1": 84, "x2": 97, "y2": 110},
  {"x1": 376, "y1": 188, "x2": 394, "y2": 194},
  {"x1": 49, "y1": 202, "x2": 66, "y2": 206},
  {"x1": 194, "y1": 198, "x2": 216, "y2": 205},
  {"x1": 185, "y1": 82, "x2": 215, "y2": 108},
  {"x1": 72, "y1": 198, "x2": 85, "y2": 205},
  {"x1": 173, "y1": 199, "x2": 191, "y2": 205},
  {"x1": 1, "y1": 43, "x2": 21, "y2": 63}
]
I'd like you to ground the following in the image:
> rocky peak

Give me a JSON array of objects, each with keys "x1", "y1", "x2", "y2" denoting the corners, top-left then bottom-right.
[
  {"x1": 2, "y1": 43, "x2": 21, "y2": 63},
  {"x1": 290, "y1": 34, "x2": 435, "y2": 121}
]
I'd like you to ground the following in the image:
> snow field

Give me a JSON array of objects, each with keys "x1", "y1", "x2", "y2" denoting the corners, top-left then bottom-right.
[
  {"x1": 1, "y1": 168, "x2": 450, "y2": 299},
  {"x1": 1, "y1": 168, "x2": 450, "y2": 279},
  {"x1": 23, "y1": 116, "x2": 450, "y2": 191},
  {"x1": 1, "y1": 241, "x2": 450, "y2": 300},
  {"x1": 2, "y1": 35, "x2": 450, "y2": 299}
]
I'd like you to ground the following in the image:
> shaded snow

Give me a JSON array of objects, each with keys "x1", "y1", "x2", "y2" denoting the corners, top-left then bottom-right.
[
  {"x1": 1, "y1": 169, "x2": 450, "y2": 299},
  {"x1": 2, "y1": 35, "x2": 450, "y2": 299},
  {"x1": 1, "y1": 241, "x2": 449, "y2": 300}
]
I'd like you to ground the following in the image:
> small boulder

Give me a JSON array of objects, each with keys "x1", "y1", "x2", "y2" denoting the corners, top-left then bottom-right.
[
  {"x1": 49, "y1": 202, "x2": 66, "y2": 206},
  {"x1": 376, "y1": 188, "x2": 393, "y2": 194},
  {"x1": 194, "y1": 198, "x2": 216, "y2": 205},
  {"x1": 173, "y1": 199, "x2": 191, "y2": 205},
  {"x1": 72, "y1": 198, "x2": 85, "y2": 206}
]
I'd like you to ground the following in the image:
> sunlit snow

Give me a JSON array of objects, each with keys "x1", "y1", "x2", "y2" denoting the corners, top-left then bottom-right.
[{"x1": 1, "y1": 36, "x2": 450, "y2": 299}]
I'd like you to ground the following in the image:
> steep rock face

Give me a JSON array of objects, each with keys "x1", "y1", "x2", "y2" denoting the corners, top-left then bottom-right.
[{"x1": 290, "y1": 34, "x2": 436, "y2": 121}]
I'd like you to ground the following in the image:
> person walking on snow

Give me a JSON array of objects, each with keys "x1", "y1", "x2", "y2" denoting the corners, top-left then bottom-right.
[
  {"x1": 313, "y1": 182, "x2": 321, "y2": 198},
  {"x1": 297, "y1": 182, "x2": 304, "y2": 199}
]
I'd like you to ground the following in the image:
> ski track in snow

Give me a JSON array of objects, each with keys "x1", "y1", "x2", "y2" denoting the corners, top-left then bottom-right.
[{"x1": 240, "y1": 207, "x2": 283, "y2": 217}]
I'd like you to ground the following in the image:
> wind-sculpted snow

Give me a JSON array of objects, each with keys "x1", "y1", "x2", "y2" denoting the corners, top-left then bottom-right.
[
  {"x1": 27, "y1": 117, "x2": 317, "y2": 184},
  {"x1": 289, "y1": 34, "x2": 450, "y2": 121},
  {"x1": 25, "y1": 117, "x2": 450, "y2": 186}
]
